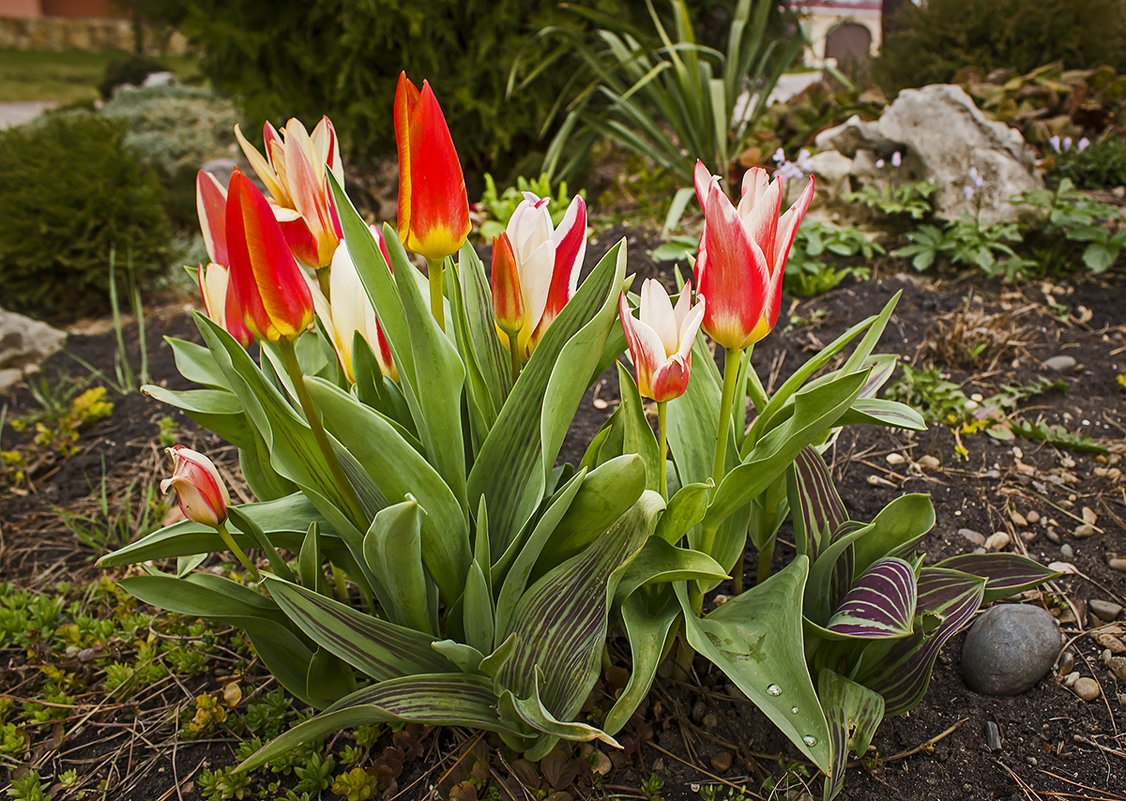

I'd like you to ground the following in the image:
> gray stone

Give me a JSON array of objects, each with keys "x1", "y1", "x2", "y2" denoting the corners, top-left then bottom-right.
[
  {"x1": 1060, "y1": 544, "x2": 1074, "y2": 559},
  {"x1": 812, "y1": 84, "x2": 1042, "y2": 226},
  {"x1": 958, "y1": 528, "x2": 986, "y2": 546},
  {"x1": 1089, "y1": 599, "x2": 1123, "y2": 621},
  {"x1": 1042, "y1": 355, "x2": 1077, "y2": 372},
  {"x1": 0, "y1": 307, "x2": 66, "y2": 392},
  {"x1": 962, "y1": 605, "x2": 1062, "y2": 695},
  {"x1": 141, "y1": 70, "x2": 179, "y2": 89}
]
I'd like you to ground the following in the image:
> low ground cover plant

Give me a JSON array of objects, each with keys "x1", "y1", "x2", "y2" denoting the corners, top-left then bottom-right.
[{"x1": 94, "y1": 66, "x2": 1058, "y2": 800}]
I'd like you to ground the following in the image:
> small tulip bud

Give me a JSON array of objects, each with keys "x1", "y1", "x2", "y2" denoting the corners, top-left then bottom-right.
[{"x1": 160, "y1": 445, "x2": 230, "y2": 528}]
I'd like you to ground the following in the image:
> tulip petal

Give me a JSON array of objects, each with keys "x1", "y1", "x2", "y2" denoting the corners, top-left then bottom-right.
[
  {"x1": 543, "y1": 194, "x2": 587, "y2": 323},
  {"x1": 640, "y1": 278, "x2": 678, "y2": 356},
  {"x1": 693, "y1": 160, "x2": 715, "y2": 210},
  {"x1": 394, "y1": 72, "x2": 421, "y2": 247},
  {"x1": 651, "y1": 354, "x2": 691, "y2": 403},
  {"x1": 739, "y1": 174, "x2": 782, "y2": 266},
  {"x1": 312, "y1": 115, "x2": 344, "y2": 185},
  {"x1": 234, "y1": 123, "x2": 288, "y2": 206},
  {"x1": 774, "y1": 175, "x2": 816, "y2": 276},
  {"x1": 491, "y1": 232, "x2": 524, "y2": 336},
  {"x1": 225, "y1": 170, "x2": 314, "y2": 342},
  {"x1": 675, "y1": 295, "x2": 706, "y2": 363},
  {"x1": 282, "y1": 122, "x2": 339, "y2": 267},
  {"x1": 701, "y1": 182, "x2": 769, "y2": 350},
  {"x1": 619, "y1": 293, "x2": 668, "y2": 400},
  {"x1": 196, "y1": 170, "x2": 228, "y2": 266}
]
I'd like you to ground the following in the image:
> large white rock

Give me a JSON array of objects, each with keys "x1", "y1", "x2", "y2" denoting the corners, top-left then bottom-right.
[
  {"x1": 0, "y1": 308, "x2": 67, "y2": 392},
  {"x1": 812, "y1": 84, "x2": 1043, "y2": 225}
]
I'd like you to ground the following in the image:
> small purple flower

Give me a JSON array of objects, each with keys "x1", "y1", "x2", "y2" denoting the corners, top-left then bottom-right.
[
  {"x1": 795, "y1": 149, "x2": 813, "y2": 171},
  {"x1": 891, "y1": 151, "x2": 902, "y2": 168},
  {"x1": 1048, "y1": 135, "x2": 1061, "y2": 153},
  {"x1": 963, "y1": 185, "x2": 975, "y2": 201},
  {"x1": 875, "y1": 159, "x2": 885, "y2": 169},
  {"x1": 773, "y1": 147, "x2": 786, "y2": 164},
  {"x1": 1077, "y1": 137, "x2": 1090, "y2": 153},
  {"x1": 968, "y1": 166, "x2": 985, "y2": 189},
  {"x1": 1062, "y1": 136, "x2": 1073, "y2": 152}
]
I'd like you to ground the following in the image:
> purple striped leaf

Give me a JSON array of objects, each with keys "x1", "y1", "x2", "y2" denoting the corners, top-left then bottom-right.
[
  {"x1": 499, "y1": 668, "x2": 620, "y2": 757},
  {"x1": 818, "y1": 669, "x2": 885, "y2": 801},
  {"x1": 239, "y1": 673, "x2": 527, "y2": 772},
  {"x1": 496, "y1": 491, "x2": 664, "y2": 723},
  {"x1": 857, "y1": 568, "x2": 985, "y2": 717},
  {"x1": 826, "y1": 558, "x2": 916, "y2": 639},
  {"x1": 935, "y1": 553, "x2": 1060, "y2": 603},
  {"x1": 788, "y1": 447, "x2": 848, "y2": 561},
  {"x1": 263, "y1": 576, "x2": 454, "y2": 681},
  {"x1": 858, "y1": 354, "x2": 898, "y2": 399}
]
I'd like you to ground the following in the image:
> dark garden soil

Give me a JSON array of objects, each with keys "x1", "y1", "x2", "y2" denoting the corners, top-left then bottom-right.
[{"x1": 2, "y1": 242, "x2": 1124, "y2": 800}]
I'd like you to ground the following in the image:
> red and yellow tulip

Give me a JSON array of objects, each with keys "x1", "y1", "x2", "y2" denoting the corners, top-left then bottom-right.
[
  {"x1": 394, "y1": 73, "x2": 471, "y2": 262},
  {"x1": 494, "y1": 192, "x2": 587, "y2": 361},
  {"x1": 328, "y1": 224, "x2": 397, "y2": 383},
  {"x1": 693, "y1": 161, "x2": 814, "y2": 350},
  {"x1": 234, "y1": 116, "x2": 343, "y2": 268},
  {"x1": 196, "y1": 171, "x2": 253, "y2": 347},
  {"x1": 619, "y1": 279, "x2": 704, "y2": 403},
  {"x1": 160, "y1": 445, "x2": 230, "y2": 528},
  {"x1": 224, "y1": 170, "x2": 315, "y2": 344}
]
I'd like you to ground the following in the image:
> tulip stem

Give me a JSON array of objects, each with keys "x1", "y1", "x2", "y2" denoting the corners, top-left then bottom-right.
[
  {"x1": 507, "y1": 331, "x2": 521, "y2": 383},
  {"x1": 278, "y1": 339, "x2": 368, "y2": 528},
  {"x1": 427, "y1": 257, "x2": 445, "y2": 331},
  {"x1": 657, "y1": 401, "x2": 668, "y2": 501},
  {"x1": 215, "y1": 520, "x2": 260, "y2": 581},
  {"x1": 698, "y1": 347, "x2": 742, "y2": 561}
]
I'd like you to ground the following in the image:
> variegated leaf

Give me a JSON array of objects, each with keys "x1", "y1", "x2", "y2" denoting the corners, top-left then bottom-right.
[
  {"x1": 238, "y1": 673, "x2": 526, "y2": 772},
  {"x1": 857, "y1": 568, "x2": 985, "y2": 717},
  {"x1": 818, "y1": 669, "x2": 885, "y2": 801},
  {"x1": 787, "y1": 447, "x2": 848, "y2": 561},
  {"x1": 826, "y1": 558, "x2": 916, "y2": 639},
  {"x1": 935, "y1": 553, "x2": 1060, "y2": 604}
]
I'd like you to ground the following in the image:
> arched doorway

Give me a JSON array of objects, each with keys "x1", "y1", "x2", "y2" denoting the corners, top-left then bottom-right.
[{"x1": 825, "y1": 21, "x2": 873, "y2": 78}]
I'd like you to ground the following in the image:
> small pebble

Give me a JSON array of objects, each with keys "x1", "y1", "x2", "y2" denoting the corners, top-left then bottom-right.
[
  {"x1": 701, "y1": 712, "x2": 719, "y2": 731},
  {"x1": 1074, "y1": 677, "x2": 1101, "y2": 702},
  {"x1": 985, "y1": 720, "x2": 1002, "y2": 751},
  {"x1": 1060, "y1": 544, "x2": 1075, "y2": 559},
  {"x1": 985, "y1": 532, "x2": 1011, "y2": 551},
  {"x1": 1010, "y1": 511, "x2": 1028, "y2": 527},
  {"x1": 1045, "y1": 529, "x2": 1061, "y2": 545},
  {"x1": 1096, "y1": 635, "x2": 1126, "y2": 655},
  {"x1": 1106, "y1": 656, "x2": 1126, "y2": 682},
  {"x1": 1043, "y1": 355, "x2": 1076, "y2": 372},
  {"x1": 1082, "y1": 507, "x2": 1098, "y2": 525},
  {"x1": 886, "y1": 452, "x2": 906, "y2": 465},
  {"x1": 1109, "y1": 558, "x2": 1126, "y2": 573},
  {"x1": 1056, "y1": 651, "x2": 1074, "y2": 674},
  {"x1": 1089, "y1": 599, "x2": 1123, "y2": 621},
  {"x1": 1073, "y1": 524, "x2": 1097, "y2": 539},
  {"x1": 958, "y1": 528, "x2": 986, "y2": 546},
  {"x1": 710, "y1": 751, "x2": 733, "y2": 774},
  {"x1": 1064, "y1": 670, "x2": 1080, "y2": 687},
  {"x1": 1027, "y1": 510, "x2": 1041, "y2": 524},
  {"x1": 962, "y1": 605, "x2": 1062, "y2": 695},
  {"x1": 918, "y1": 455, "x2": 941, "y2": 471}
]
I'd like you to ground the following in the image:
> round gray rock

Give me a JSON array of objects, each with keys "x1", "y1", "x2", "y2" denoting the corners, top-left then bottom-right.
[{"x1": 962, "y1": 605, "x2": 1061, "y2": 695}]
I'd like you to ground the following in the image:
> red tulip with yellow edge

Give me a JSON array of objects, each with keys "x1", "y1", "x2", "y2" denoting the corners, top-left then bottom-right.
[{"x1": 224, "y1": 170, "x2": 314, "y2": 344}]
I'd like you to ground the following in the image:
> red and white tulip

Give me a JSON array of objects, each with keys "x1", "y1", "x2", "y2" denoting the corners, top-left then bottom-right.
[
  {"x1": 693, "y1": 161, "x2": 814, "y2": 350},
  {"x1": 619, "y1": 279, "x2": 704, "y2": 403},
  {"x1": 161, "y1": 445, "x2": 230, "y2": 528}
]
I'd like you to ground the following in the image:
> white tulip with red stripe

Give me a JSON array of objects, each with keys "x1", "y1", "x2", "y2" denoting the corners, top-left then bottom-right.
[
  {"x1": 161, "y1": 445, "x2": 230, "y2": 528},
  {"x1": 619, "y1": 279, "x2": 705, "y2": 403}
]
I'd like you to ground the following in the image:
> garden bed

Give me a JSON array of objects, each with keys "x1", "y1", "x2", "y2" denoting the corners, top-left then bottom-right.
[{"x1": 1, "y1": 260, "x2": 1124, "y2": 800}]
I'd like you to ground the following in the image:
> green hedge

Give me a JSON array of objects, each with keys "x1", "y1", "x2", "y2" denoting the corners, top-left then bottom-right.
[
  {"x1": 0, "y1": 115, "x2": 170, "y2": 321},
  {"x1": 876, "y1": 0, "x2": 1126, "y2": 94},
  {"x1": 139, "y1": 0, "x2": 713, "y2": 181}
]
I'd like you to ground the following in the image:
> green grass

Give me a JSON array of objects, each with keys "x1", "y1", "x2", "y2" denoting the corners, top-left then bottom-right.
[{"x1": 0, "y1": 48, "x2": 201, "y2": 103}]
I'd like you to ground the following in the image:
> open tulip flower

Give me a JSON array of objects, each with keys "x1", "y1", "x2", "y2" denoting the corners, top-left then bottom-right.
[
  {"x1": 693, "y1": 160, "x2": 814, "y2": 351},
  {"x1": 619, "y1": 279, "x2": 704, "y2": 403},
  {"x1": 329, "y1": 224, "x2": 397, "y2": 384},
  {"x1": 235, "y1": 116, "x2": 344, "y2": 269},
  {"x1": 161, "y1": 445, "x2": 231, "y2": 528},
  {"x1": 496, "y1": 191, "x2": 588, "y2": 362},
  {"x1": 224, "y1": 169, "x2": 315, "y2": 344}
]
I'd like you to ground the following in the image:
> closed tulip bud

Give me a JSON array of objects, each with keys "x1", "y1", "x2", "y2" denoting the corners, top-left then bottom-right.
[
  {"x1": 693, "y1": 161, "x2": 813, "y2": 350},
  {"x1": 394, "y1": 73, "x2": 471, "y2": 261},
  {"x1": 160, "y1": 445, "x2": 230, "y2": 528},
  {"x1": 491, "y1": 232, "x2": 523, "y2": 337},
  {"x1": 619, "y1": 279, "x2": 705, "y2": 403},
  {"x1": 328, "y1": 224, "x2": 397, "y2": 383},
  {"x1": 224, "y1": 170, "x2": 315, "y2": 344}
]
